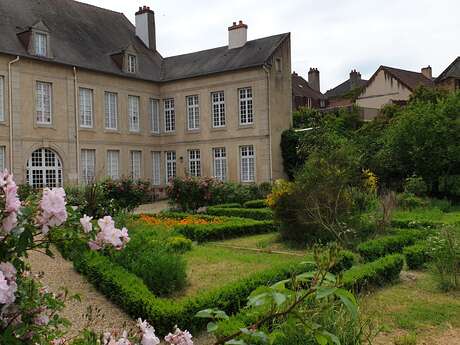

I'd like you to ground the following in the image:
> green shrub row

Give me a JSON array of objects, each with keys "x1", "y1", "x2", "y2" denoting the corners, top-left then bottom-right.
[
  {"x1": 213, "y1": 203, "x2": 242, "y2": 208},
  {"x1": 357, "y1": 229, "x2": 430, "y2": 262},
  {"x1": 175, "y1": 217, "x2": 276, "y2": 242},
  {"x1": 207, "y1": 206, "x2": 273, "y2": 221},
  {"x1": 243, "y1": 199, "x2": 268, "y2": 209},
  {"x1": 403, "y1": 242, "x2": 431, "y2": 269},
  {"x1": 390, "y1": 219, "x2": 442, "y2": 229}
]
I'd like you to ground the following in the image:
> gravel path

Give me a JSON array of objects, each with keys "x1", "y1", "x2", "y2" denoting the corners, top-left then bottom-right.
[
  {"x1": 134, "y1": 200, "x2": 170, "y2": 214},
  {"x1": 28, "y1": 248, "x2": 137, "y2": 337}
]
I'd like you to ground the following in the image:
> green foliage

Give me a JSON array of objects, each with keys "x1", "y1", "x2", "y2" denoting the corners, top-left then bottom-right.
[
  {"x1": 280, "y1": 129, "x2": 304, "y2": 180},
  {"x1": 292, "y1": 107, "x2": 323, "y2": 128},
  {"x1": 357, "y1": 229, "x2": 430, "y2": 262},
  {"x1": 17, "y1": 183, "x2": 37, "y2": 201},
  {"x1": 166, "y1": 236, "x2": 193, "y2": 253},
  {"x1": 394, "y1": 333, "x2": 417, "y2": 345},
  {"x1": 439, "y1": 174, "x2": 460, "y2": 197},
  {"x1": 396, "y1": 192, "x2": 428, "y2": 210},
  {"x1": 207, "y1": 206, "x2": 273, "y2": 221},
  {"x1": 215, "y1": 203, "x2": 242, "y2": 208},
  {"x1": 174, "y1": 217, "x2": 276, "y2": 242},
  {"x1": 403, "y1": 175, "x2": 428, "y2": 196},
  {"x1": 243, "y1": 199, "x2": 268, "y2": 209},
  {"x1": 403, "y1": 242, "x2": 431, "y2": 269}
]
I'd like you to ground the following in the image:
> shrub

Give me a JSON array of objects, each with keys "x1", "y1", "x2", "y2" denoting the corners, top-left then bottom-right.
[
  {"x1": 403, "y1": 175, "x2": 428, "y2": 196},
  {"x1": 207, "y1": 206, "x2": 273, "y2": 220},
  {"x1": 429, "y1": 198, "x2": 453, "y2": 212},
  {"x1": 396, "y1": 192, "x2": 428, "y2": 209},
  {"x1": 166, "y1": 236, "x2": 193, "y2": 253},
  {"x1": 439, "y1": 175, "x2": 460, "y2": 197},
  {"x1": 17, "y1": 183, "x2": 37, "y2": 200},
  {"x1": 213, "y1": 203, "x2": 242, "y2": 208},
  {"x1": 174, "y1": 217, "x2": 276, "y2": 242},
  {"x1": 342, "y1": 254, "x2": 404, "y2": 292},
  {"x1": 357, "y1": 229, "x2": 429, "y2": 262},
  {"x1": 243, "y1": 199, "x2": 268, "y2": 209},
  {"x1": 403, "y1": 242, "x2": 431, "y2": 269},
  {"x1": 280, "y1": 129, "x2": 303, "y2": 180},
  {"x1": 102, "y1": 178, "x2": 152, "y2": 211}
]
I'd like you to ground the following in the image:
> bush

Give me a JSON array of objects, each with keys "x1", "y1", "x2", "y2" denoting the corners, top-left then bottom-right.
[
  {"x1": 102, "y1": 178, "x2": 152, "y2": 211},
  {"x1": 403, "y1": 242, "x2": 431, "y2": 269},
  {"x1": 403, "y1": 175, "x2": 428, "y2": 196},
  {"x1": 342, "y1": 254, "x2": 404, "y2": 292},
  {"x1": 429, "y1": 198, "x2": 453, "y2": 212},
  {"x1": 396, "y1": 193, "x2": 428, "y2": 210},
  {"x1": 357, "y1": 229, "x2": 429, "y2": 262},
  {"x1": 17, "y1": 183, "x2": 37, "y2": 201},
  {"x1": 166, "y1": 236, "x2": 193, "y2": 253},
  {"x1": 243, "y1": 199, "x2": 268, "y2": 209},
  {"x1": 174, "y1": 217, "x2": 276, "y2": 242},
  {"x1": 213, "y1": 203, "x2": 242, "y2": 209},
  {"x1": 207, "y1": 206, "x2": 273, "y2": 221},
  {"x1": 280, "y1": 129, "x2": 304, "y2": 180},
  {"x1": 439, "y1": 175, "x2": 460, "y2": 197}
]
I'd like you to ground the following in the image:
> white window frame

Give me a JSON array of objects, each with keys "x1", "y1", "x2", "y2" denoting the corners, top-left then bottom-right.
[
  {"x1": 0, "y1": 76, "x2": 4, "y2": 122},
  {"x1": 186, "y1": 95, "x2": 200, "y2": 130},
  {"x1": 213, "y1": 147, "x2": 227, "y2": 181},
  {"x1": 35, "y1": 32, "x2": 47, "y2": 57},
  {"x1": 152, "y1": 151, "x2": 161, "y2": 186},
  {"x1": 79, "y1": 88, "x2": 93, "y2": 128},
  {"x1": 164, "y1": 98, "x2": 175, "y2": 132},
  {"x1": 188, "y1": 149, "x2": 201, "y2": 177},
  {"x1": 26, "y1": 148, "x2": 63, "y2": 188},
  {"x1": 36, "y1": 81, "x2": 52, "y2": 125},
  {"x1": 211, "y1": 91, "x2": 226, "y2": 128},
  {"x1": 130, "y1": 151, "x2": 142, "y2": 180},
  {"x1": 128, "y1": 95, "x2": 140, "y2": 132},
  {"x1": 239, "y1": 87, "x2": 253, "y2": 125},
  {"x1": 165, "y1": 151, "x2": 176, "y2": 183},
  {"x1": 106, "y1": 150, "x2": 120, "y2": 180},
  {"x1": 81, "y1": 149, "x2": 96, "y2": 185},
  {"x1": 127, "y1": 54, "x2": 137, "y2": 73},
  {"x1": 105, "y1": 92, "x2": 118, "y2": 130},
  {"x1": 0, "y1": 146, "x2": 5, "y2": 171},
  {"x1": 240, "y1": 145, "x2": 255, "y2": 183},
  {"x1": 150, "y1": 98, "x2": 160, "y2": 134}
]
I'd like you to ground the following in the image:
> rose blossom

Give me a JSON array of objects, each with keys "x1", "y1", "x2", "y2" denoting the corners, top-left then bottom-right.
[
  {"x1": 36, "y1": 187, "x2": 68, "y2": 234},
  {"x1": 80, "y1": 214, "x2": 93, "y2": 233},
  {"x1": 138, "y1": 318, "x2": 160, "y2": 345},
  {"x1": 0, "y1": 262, "x2": 17, "y2": 305},
  {"x1": 0, "y1": 170, "x2": 20, "y2": 237},
  {"x1": 164, "y1": 326, "x2": 193, "y2": 345},
  {"x1": 89, "y1": 217, "x2": 130, "y2": 251}
]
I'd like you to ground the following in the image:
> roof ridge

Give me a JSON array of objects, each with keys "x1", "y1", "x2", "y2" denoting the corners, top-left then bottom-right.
[
  {"x1": 67, "y1": 0, "x2": 124, "y2": 16},
  {"x1": 381, "y1": 65, "x2": 425, "y2": 76}
]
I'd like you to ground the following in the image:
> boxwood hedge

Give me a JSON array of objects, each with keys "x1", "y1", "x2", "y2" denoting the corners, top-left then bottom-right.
[
  {"x1": 206, "y1": 206, "x2": 273, "y2": 221},
  {"x1": 243, "y1": 199, "x2": 268, "y2": 209},
  {"x1": 403, "y1": 242, "x2": 431, "y2": 269}
]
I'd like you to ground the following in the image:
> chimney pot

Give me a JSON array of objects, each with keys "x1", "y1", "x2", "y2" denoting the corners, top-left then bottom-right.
[
  {"x1": 135, "y1": 5, "x2": 156, "y2": 50},
  {"x1": 228, "y1": 20, "x2": 248, "y2": 49},
  {"x1": 308, "y1": 67, "x2": 320, "y2": 92},
  {"x1": 421, "y1": 65, "x2": 432, "y2": 79}
]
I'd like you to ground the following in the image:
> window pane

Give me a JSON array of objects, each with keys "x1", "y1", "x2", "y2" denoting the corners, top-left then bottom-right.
[
  {"x1": 239, "y1": 87, "x2": 253, "y2": 125},
  {"x1": 81, "y1": 149, "x2": 96, "y2": 184},
  {"x1": 164, "y1": 99, "x2": 175, "y2": 132},
  {"x1": 165, "y1": 151, "x2": 176, "y2": 182},
  {"x1": 213, "y1": 147, "x2": 227, "y2": 181},
  {"x1": 105, "y1": 92, "x2": 118, "y2": 129},
  {"x1": 152, "y1": 151, "x2": 161, "y2": 185},
  {"x1": 211, "y1": 91, "x2": 225, "y2": 127},
  {"x1": 79, "y1": 88, "x2": 93, "y2": 127},
  {"x1": 107, "y1": 150, "x2": 119, "y2": 180},
  {"x1": 0, "y1": 76, "x2": 4, "y2": 122},
  {"x1": 27, "y1": 148, "x2": 63, "y2": 188},
  {"x1": 128, "y1": 96, "x2": 140, "y2": 132},
  {"x1": 150, "y1": 99, "x2": 160, "y2": 133},
  {"x1": 240, "y1": 145, "x2": 255, "y2": 182},
  {"x1": 130, "y1": 151, "x2": 141, "y2": 180},
  {"x1": 36, "y1": 82, "x2": 52, "y2": 124},
  {"x1": 186, "y1": 95, "x2": 200, "y2": 130},
  {"x1": 188, "y1": 149, "x2": 201, "y2": 177}
]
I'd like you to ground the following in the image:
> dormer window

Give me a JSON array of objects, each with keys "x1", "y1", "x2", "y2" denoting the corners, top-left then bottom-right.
[
  {"x1": 127, "y1": 54, "x2": 137, "y2": 73},
  {"x1": 34, "y1": 32, "x2": 48, "y2": 57}
]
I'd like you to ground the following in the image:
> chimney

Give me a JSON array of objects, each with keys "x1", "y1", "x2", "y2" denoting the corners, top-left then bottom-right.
[
  {"x1": 308, "y1": 68, "x2": 320, "y2": 92},
  {"x1": 421, "y1": 65, "x2": 432, "y2": 79},
  {"x1": 350, "y1": 69, "x2": 361, "y2": 89},
  {"x1": 135, "y1": 6, "x2": 156, "y2": 50},
  {"x1": 228, "y1": 20, "x2": 248, "y2": 49}
]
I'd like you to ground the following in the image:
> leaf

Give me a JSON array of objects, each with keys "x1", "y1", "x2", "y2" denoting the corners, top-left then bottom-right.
[
  {"x1": 334, "y1": 289, "x2": 358, "y2": 320},
  {"x1": 207, "y1": 322, "x2": 218, "y2": 333},
  {"x1": 315, "y1": 287, "x2": 337, "y2": 300},
  {"x1": 195, "y1": 309, "x2": 214, "y2": 318},
  {"x1": 321, "y1": 331, "x2": 341, "y2": 345},
  {"x1": 272, "y1": 292, "x2": 287, "y2": 306},
  {"x1": 315, "y1": 333, "x2": 328, "y2": 345},
  {"x1": 271, "y1": 279, "x2": 289, "y2": 290},
  {"x1": 296, "y1": 271, "x2": 317, "y2": 282},
  {"x1": 225, "y1": 340, "x2": 247, "y2": 345},
  {"x1": 247, "y1": 293, "x2": 269, "y2": 307}
]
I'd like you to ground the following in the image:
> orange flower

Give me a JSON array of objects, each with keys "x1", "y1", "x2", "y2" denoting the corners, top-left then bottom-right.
[{"x1": 139, "y1": 214, "x2": 222, "y2": 228}]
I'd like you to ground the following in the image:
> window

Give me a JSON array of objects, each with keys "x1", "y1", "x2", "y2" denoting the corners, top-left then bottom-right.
[
  {"x1": 26, "y1": 148, "x2": 63, "y2": 188},
  {"x1": 188, "y1": 149, "x2": 201, "y2": 177},
  {"x1": 275, "y1": 58, "x2": 282, "y2": 72},
  {"x1": 456, "y1": 79, "x2": 460, "y2": 91},
  {"x1": 107, "y1": 150, "x2": 119, "y2": 180},
  {"x1": 127, "y1": 54, "x2": 137, "y2": 73},
  {"x1": 211, "y1": 91, "x2": 225, "y2": 127},
  {"x1": 79, "y1": 88, "x2": 93, "y2": 128},
  {"x1": 186, "y1": 95, "x2": 200, "y2": 130},
  {"x1": 240, "y1": 145, "x2": 255, "y2": 182},
  {"x1": 164, "y1": 98, "x2": 175, "y2": 132},
  {"x1": 130, "y1": 151, "x2": 142, "y2": 180},
  {"x1": 81, "y1": 149, "x2": 96, "y2": 184},
  {"x1": 150, "y1": 99, "x2": 160, "y2": 134},
  {"x1": 36, "y1": 81, "x2": 52, "y2": 124},
  {"x1": 105, "y1": 92, "x2": 118, "y2": 130},
  {"x1": 213, "y1": 147, "x2": 227, "y2": 181},
  {"x1": 0, "y1": 76, "x2": 4, "y2": 122},
  {"x1": 35, "y1": 32, "x2": 47, "y2": 57},
  {"x1": 152, "y1": 151, "x2": 161, "y2": 186},
  {"x1": 128, "y1": 95, "x2": 140, "y2": 132},
  {"x1": 0, "y1": 146, "x2": 5, "y2": 171},
  {"x1": 239, "y1": 87, "x2": 253, "y2": 125},
  {"x1": 165, "y1": 151, "x2": 176, "y2": 182}
]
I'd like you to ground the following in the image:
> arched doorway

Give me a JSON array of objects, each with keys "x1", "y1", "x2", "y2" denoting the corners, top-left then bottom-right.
[{"x1": 26, "y1": 148, "x2": 63, "y2": 188}]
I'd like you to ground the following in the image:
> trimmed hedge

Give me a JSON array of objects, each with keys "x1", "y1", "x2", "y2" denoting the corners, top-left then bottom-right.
[
  {"x1": 357, "y1": 229, "x2": 429, "y2": 262},
  {"x1": 207, "y1": 206, "x2": 273, "y2": 221},
  {"x1": 213, "y1": 203, "x2": 242, "y2": 209},
  {"x1": 403, "y1": 242, "x2": 431, "y2": 269},
  {"x1": 243, "y1": 199, "x2": 268, "y2": 209},
  {"x1": 174, "y1": 217, "x2": 276, "y2": 242},
  {"x1": 390, "y1": 219, "x2": 442, "y2": 229}
]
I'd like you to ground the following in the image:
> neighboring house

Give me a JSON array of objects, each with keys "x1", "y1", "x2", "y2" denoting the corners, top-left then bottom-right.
[
  {"x1": 292, "y1": 69, "x2": 326, "y2": 111},
  {"x1": 325, "y1": 70, "x2": 368, "y2": 108},
  {"x1": 0, "y1": 0, "x2": 292, "y2": 188},
  {"x1": 356, "y1": 65, "x2": 434, "y2": 120},
  {"x1": 435, "y1": 57, "x2": 460, "y2": 91}
]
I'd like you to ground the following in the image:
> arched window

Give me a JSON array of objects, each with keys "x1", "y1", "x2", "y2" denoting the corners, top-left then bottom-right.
[{"x1": 26, "y1": 148, "x2": 63, "y2": 188}]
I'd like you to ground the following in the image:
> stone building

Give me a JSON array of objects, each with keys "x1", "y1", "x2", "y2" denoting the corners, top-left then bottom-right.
[
  {"x1": 292, "y1": 69, "x2": 326, "y2": 111},
  {"x1": 0, "y1": 0, "x2": 292, "y2": 188}
]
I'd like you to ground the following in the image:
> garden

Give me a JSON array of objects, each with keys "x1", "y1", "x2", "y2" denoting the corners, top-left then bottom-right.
[{"x1": 1, "y1": 87, "x2": 460, "y2": 345}]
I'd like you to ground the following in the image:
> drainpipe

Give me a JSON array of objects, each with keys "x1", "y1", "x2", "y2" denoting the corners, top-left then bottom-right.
[
  {"x1": 8, "y1": 56, "x2": 20, "y2": 172},
  {"x1": 73, "y1": 67, "x2": 80, "y2": 185},
  {"x1": 263, "y1": 64, "x2": 273, "y2": 181}
]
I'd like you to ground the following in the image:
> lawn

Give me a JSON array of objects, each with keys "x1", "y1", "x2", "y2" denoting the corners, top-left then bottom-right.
[{"x1": 392, "y1": 206, "x2": 460, "y2": 225}]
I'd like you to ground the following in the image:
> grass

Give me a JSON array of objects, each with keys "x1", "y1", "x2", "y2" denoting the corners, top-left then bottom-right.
[
  {"x1": 392, "y1": 207, "x2": 460, "y2": 225},
  {"x1": 362, "y1": 271, "x2": 460, "y2": 341}
]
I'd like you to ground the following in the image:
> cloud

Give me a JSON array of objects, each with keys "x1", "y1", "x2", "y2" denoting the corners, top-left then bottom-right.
[{"x1": 79, "y1": 0, "x2": 459, "y2": 91}]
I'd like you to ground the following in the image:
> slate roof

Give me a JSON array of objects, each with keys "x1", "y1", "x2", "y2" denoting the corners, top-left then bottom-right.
[
  {"x1": 377, "y1": 65, "x2": 434, "y2": 91},
  {"x1": 291, "y1": 72, "x2": 325, "y2": 99},
  {"x1": 0, "y1": 0, "x2": 289, "y2": 82},
  {"x1": 436, "y1": 57, "x2": 460, "y2": 82},
  {"x1": 324, "y1": 78, "x2": 368, "y2": 99}
]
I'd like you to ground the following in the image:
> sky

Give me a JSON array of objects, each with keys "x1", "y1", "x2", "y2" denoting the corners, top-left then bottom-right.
[{"x1": 80, "y1": 0, "x2": 459, "y2": 92}]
